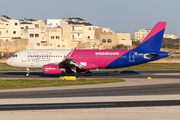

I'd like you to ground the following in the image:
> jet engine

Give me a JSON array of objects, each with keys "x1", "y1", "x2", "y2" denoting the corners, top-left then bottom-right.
[{"x1": 43, "y1": 65, "x2": 66, "y2": 74}]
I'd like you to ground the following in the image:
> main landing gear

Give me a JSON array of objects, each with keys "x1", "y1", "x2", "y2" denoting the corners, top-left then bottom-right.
[
  {"x1": 72, "y1": 72, "x2": 80, "y2": 77},
  {"x1": 26, "y1": 68, "x2": 30, "y2": 77},
  {"x1": 71, "y1": 67, "x2": 80, "y2": 77},
  {"x1": 85, "y1": 70, "x2": 92, "y2": 76}
]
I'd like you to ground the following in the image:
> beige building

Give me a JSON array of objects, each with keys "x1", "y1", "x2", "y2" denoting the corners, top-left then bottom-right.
[
  {"x1": 45, "y1": 28, "x2": 64, "y2": 49},
  {"x1": 115, "y1": 33, "x2": 132, "y2": 46},
  {"x1": 95, "y1": 28, "x2": 115, "y2": 49},
  {"x1": 0, "y1": 18, "x2": 11, "y2": 41},
  {"x1": 164, "y1": 34, "x2": 178, "y2": 39},
  {"x1": 95, "y1": 28, "x2": 132, "y2": 49},
  {"x1": 0, "y1": 16, "x2": 132, "y2": 52},
  {"x1": 134, "y1": 29, "x2": 151, "y2": 41},
  {"x1": 61, "y1": 19, "x2": 99, "y2": 49},
  {"x1": 22, "y1": 29, "x2": 42, "y2": 48},
  {"x1": 1, "y1": 15, "x2": 21, "y2": 39}
]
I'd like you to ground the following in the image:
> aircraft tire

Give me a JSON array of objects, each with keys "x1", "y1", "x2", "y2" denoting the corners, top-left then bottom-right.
[
  {"x1": 26, "y1": 73, "x2": 30, "y2": 77},
  {"x1": 85, "y1": 72, "x2": 92, "y2": 76},
  {"x1": 73, "y1": 72, "x2": 79, "y2": 77}
]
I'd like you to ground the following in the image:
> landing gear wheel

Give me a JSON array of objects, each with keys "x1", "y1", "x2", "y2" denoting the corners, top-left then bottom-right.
[
  {"x1": 73, "y1": 72, "x2": 79, "y2": 77},
  {"x1": 85, "y1": 71, "x2": 92, "y2": 76},
  {"x1": 26, "y1": 68, "x2": 30, "y2": 77},
  {"x1": 26, "y1": 73, "x2": 30, "y2": 77}
]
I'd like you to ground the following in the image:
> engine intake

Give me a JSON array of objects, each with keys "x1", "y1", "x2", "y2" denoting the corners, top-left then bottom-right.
[{"x1": 43, "y1": 65, "x2": 65, "y2": 74}]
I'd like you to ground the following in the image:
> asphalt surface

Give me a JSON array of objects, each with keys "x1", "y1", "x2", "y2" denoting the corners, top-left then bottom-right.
[
  {"x1": 0, "y1": 70, "x2": 180, "y2": 111},
  {"x1": 1, "y1": 83, "x2": 180, "y2": 98},
  {"x1": 0, "y1": 70, "x2": 180, "y2": 79},
  {"x1": 1, "y1": 100, "x2": 180, "y2": 111}
]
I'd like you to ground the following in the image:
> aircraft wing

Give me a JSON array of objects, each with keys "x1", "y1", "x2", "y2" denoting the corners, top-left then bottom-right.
[{"x1": 58, "y1": 48, "x2": 83, "y2": 68}]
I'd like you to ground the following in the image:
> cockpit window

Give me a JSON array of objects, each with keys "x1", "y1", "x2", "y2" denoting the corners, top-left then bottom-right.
[{"x1": 12, "y1": 54, "x2": 17, "y2": 57}]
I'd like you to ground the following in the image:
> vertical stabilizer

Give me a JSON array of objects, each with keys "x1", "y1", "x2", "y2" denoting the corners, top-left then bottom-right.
[{"x1": 135, "y1": 22, "x2": 166, "y2": 51}]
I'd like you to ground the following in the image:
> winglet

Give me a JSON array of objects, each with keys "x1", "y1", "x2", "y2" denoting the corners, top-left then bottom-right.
[{"x1": 62, "y1": 47, "x2": 76, "y2": 61}]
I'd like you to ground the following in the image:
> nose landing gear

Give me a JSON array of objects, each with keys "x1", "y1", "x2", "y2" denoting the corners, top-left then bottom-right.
[{"x1": 26, "y1": 68, "x2": 30, "y2": 77}]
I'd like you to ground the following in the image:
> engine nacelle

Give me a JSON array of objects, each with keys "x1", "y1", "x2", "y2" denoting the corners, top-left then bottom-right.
[{"x1": 43, "y1": 65, "x2": 66, "y2": 74}]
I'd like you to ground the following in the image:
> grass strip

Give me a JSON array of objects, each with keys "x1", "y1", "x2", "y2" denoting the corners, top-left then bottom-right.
[{"x1": 0, "y1": 78, "x2": 125, "y2": 89}]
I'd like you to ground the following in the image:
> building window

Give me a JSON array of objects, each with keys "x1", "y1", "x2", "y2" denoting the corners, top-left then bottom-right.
[
  {"x1": 58, "y1": 45, "x2": 60, "y2": 47},
  {"x1": 30, "y1": 34, "x2": 34, "y2": 37},
  {"x1": 78, "y1": 33, "x2": 80, "y2": 36},
  {"x1": 102, "y1": 39, "x2": 106, "y2": 43},
  {"x1": 89, "y1": 27, "x2": 91, "y2": 31},
  {"x1": 35, "y1": 34, "x2": 39, "y2": 37},
  {"x1": 72, "y1": 26, "x2": 74, "y2": 30},
  {"x1": 21, "y1": 27, "x2": 24, "y2": 29},
  {"x1": 72, "y1": 35, "x2": 74, "y2": 38},
  {"x1": 6, "y1": 24, "x2": 8, "y2": 26},
  {"x1": 35, "y1": 24, "x2": 39, "y2": 28},
  {"x1": 56, "y1": 36, "x2": 60, "y2": 39},
  {"x1": 0, "y1": 31, "x2": 1, "y2": 35},
  {"x1": 51, "y1": 36, "x2": 54, "y2": 39},
  {"x1": 88, "y1": 36, "x2": 90, "y2": 39},
  {"x1": 37, "y1": 43, "x2": 40, "y2": 46},
  {"x1": 15, "y1": 23, "x2": 18, "y2": 26},
  {"x1": 6, "y1": 39, "x2": 9, "y2": 41},
  {"x1": 6, "y1": 30, "x2": 8, "y2": 33},
  {"x1": 122, "y1": 39, "x2": 126, "y2": 40},
  {"x1": 13, "y1": 31, "x2": 16, "y2": 34},
  {"x1": 62, "y1": 45, "x2": 65, "y2": 47},
  {"x1": 108, "y1": 39, "x2": 112, "y2": 43}
]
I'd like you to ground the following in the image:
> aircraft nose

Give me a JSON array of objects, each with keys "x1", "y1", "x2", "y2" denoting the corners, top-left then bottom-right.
[{"x1": 6, "y1": 58, "x2": 12, "y2": 66}]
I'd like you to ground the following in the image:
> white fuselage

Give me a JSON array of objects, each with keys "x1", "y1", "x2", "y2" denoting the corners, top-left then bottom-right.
[{"x1": 6, "y1": 49, "x2": 72, "y2": 68}]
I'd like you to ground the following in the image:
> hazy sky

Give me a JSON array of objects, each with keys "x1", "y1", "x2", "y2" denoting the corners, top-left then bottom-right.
[{"x1": 1, "y1": 0, "x2": 180, "y2": 37}]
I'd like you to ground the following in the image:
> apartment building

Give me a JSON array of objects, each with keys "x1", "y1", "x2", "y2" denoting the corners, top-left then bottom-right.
[
  {"x1": 0, "y1": 18, "x2": 11, "y2": 41},
  {"x1": 134, "y1": 28, "x2": 151, "y2": 41},
  {"x1": 46, "y1": 19, "x2": 62, "y2": 28},
  {"x1": 60, "y1": 19, "x2": 99, "y2": 49},
  {"x1": 95, "y1": 28, "x2": 132, "y2": 49},
  {"x1": 0, "y1": 15, "x2": 21, "y2": 40},
  {"x1": 95, "y1": 28, "x2": 115, "y2": 49},
  {"x1": 0, "y1": 16, "x2": 132, "y2": 52},
  {"x1": 115, "y1": 33, "x2": 132, "y2": 46}
]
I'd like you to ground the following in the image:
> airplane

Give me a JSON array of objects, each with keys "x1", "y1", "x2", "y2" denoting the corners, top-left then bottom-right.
[{"x1": 6, "y1": 22, "x2": 169, "y2": 77}]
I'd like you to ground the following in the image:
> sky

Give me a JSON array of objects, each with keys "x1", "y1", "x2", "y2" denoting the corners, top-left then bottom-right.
[{"x1": 0, "y1": 0, "x2": 180, "y2": 38}]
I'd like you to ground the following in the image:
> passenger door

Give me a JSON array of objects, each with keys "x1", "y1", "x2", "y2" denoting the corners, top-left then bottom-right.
[
  {"x1": 129, "y1": 51, "x2": 135, "y2": 62},
  {"x1": 21, "y1": 52, "x2": 27, "y2": 62}
]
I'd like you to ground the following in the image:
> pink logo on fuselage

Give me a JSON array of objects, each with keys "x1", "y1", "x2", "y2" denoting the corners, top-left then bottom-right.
[{"x1": 28, "y1": 51, "x2": 52, "y2": 62}]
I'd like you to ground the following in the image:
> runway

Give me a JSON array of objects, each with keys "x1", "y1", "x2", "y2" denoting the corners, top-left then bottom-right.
[
  {"x1": 1, "y1": 82, "x2": 180, "y2": 98},
  {"x1": 1, "y1": 100, "x2": 180, "y2": 111},
  {"x1": 0, "y1": 69, "x2": 180, "y2": 79},
  {"x1": 0, "y1": 70, "x2": 180, "y2": 119}
]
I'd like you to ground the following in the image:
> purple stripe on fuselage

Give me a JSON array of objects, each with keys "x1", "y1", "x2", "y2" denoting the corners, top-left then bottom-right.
[
  {"x1": 140, "y1": 22, "x2": 166, "y2": 44},
  {"x1": 72, "y1": 50, "x2": 129, "y2": 69}
]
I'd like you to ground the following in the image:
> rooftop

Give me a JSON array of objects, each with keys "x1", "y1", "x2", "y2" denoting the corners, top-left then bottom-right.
[
  {"x1": 0, "y1": 18, "x2": 8, "y2": 22},
  {"x1": 67, "y1": 21, "x2": 93, "y2": 26}
]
